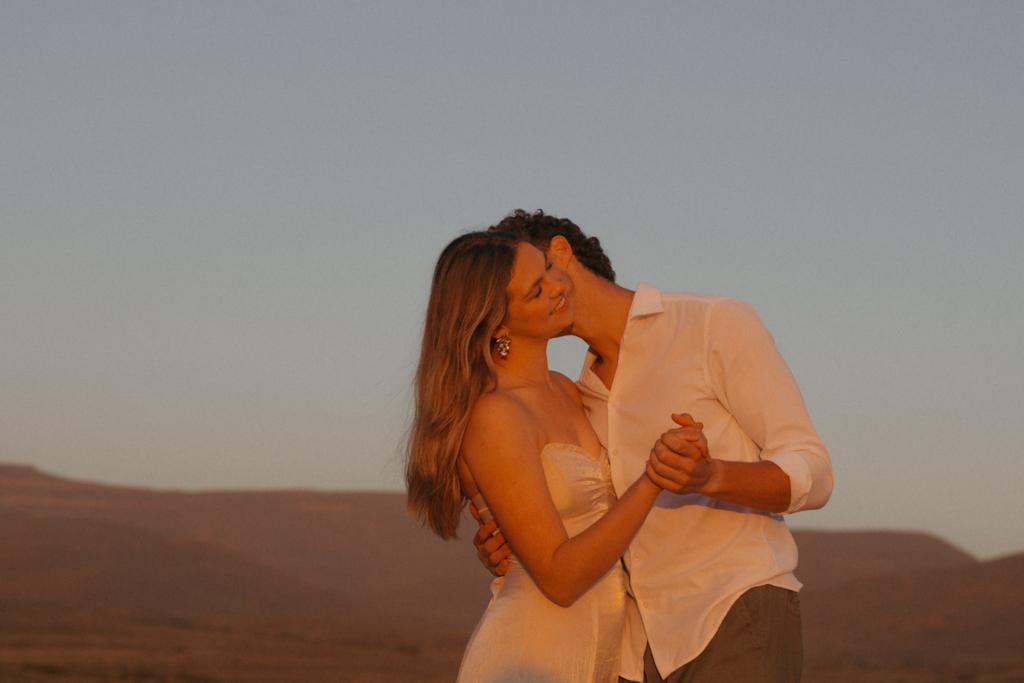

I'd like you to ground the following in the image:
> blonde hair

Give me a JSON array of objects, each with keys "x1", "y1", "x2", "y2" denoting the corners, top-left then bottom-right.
[{"x1": 406, "y1": 231, "x2": 521, "y2": 538}]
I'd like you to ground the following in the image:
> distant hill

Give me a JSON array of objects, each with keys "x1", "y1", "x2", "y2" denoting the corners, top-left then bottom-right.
[
  {"x1": 0, "y1": 463, "x2": 491, "y2": 627},
  {"x1": 792, "y1": 528, "x2": 976, "y2": 590},
  {"x1": 802, "y1": 551, "x2": 1024, "y2": 676},
  {"x1": 0, "y1": 508, "x2": 350, "y2": 618},
  {"x1": 1, "y1": 462, "x2": 1021, "y2": 682}
]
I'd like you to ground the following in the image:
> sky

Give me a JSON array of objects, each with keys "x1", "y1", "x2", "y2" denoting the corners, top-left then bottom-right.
[{"x1": 2, "y1": 2, "x2": 1022, "y2": 559}]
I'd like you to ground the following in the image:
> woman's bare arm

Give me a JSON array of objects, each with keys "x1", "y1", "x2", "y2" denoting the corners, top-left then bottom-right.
[{"x1": 462, "y1": 392, "x2": 665, "y2": 607}]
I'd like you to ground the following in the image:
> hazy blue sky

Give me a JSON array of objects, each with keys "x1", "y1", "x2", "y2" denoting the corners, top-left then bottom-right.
[{"x1": 3, "y1": 2, "x2": 1022, "y2": 558}]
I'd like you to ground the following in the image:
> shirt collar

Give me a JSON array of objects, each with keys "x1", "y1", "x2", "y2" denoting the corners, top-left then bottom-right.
[{"x1": 628, "y1": 282, "x2": 664, "y2": 319}]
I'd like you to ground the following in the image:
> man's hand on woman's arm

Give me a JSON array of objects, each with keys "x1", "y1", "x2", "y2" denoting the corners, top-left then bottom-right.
[{"x1": 470, "y1": 502, "x2": 511, "y2": 577}]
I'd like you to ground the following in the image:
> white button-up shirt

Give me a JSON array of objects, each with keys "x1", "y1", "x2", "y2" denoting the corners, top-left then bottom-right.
[{"x1": 577, "y1": 283, "x2": 833, "y2": 680}]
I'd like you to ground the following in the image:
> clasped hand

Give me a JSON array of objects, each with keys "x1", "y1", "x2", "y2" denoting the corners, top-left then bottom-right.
[{"x1": 644, "y1": 412, "x2": 717, "y2": 495}]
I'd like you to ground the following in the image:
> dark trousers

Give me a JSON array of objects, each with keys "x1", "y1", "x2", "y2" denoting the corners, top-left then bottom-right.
[{"x1": 621, "y1": 585, "x2": 803, "y2": 683}]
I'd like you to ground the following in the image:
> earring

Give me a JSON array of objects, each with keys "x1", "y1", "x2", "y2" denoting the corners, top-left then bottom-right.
[{"x1": 494, "y1": 334, "x2": 512, "y2": 359}]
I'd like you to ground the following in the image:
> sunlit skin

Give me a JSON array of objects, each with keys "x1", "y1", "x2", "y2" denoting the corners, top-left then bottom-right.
[
  {"x1": 489, "y1": 242, "x2": 574, "y2": 389},
  {"x1": 456, "y1": 242, "x2": 708, "y2": 605}
]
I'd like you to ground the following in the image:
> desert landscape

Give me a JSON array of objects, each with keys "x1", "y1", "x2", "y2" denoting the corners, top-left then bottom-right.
[{"x1": 1, "y1": 462, "x2": 1021, "y2": 683}]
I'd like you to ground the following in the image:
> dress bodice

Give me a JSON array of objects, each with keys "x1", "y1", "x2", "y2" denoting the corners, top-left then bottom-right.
[{"x1": 538, "y1": 442, "x2": 617, "y2": 537}]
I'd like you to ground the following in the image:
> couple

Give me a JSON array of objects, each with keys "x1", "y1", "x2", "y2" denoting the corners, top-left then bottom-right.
[{"x1": 406, "y1": 210, "x2": 833, "y2": 683}]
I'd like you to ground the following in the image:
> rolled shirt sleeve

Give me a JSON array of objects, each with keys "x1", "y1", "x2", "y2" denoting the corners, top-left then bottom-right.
[{"x1": 705, "y1": 298, "x2": 833, "y2": 513}]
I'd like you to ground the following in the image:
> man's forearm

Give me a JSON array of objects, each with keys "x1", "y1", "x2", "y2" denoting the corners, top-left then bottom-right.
[{"x1": 703, "y1": 460, "x2": 791, "y2": 513}]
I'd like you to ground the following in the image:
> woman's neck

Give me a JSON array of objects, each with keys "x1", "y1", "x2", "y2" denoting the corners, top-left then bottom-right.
[{"x1": 494, "y1": 338, "x2": 552, "y2": 389}]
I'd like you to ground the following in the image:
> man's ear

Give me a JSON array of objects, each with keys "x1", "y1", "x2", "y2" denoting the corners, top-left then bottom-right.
[{"x1": 547, "y1": 235, "x2": 574, "y2": 268}]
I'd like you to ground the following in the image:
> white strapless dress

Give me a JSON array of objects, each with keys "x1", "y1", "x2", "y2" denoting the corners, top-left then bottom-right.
[{"x1": 456, "y1": 443, "x2": 628, "y2": 683}]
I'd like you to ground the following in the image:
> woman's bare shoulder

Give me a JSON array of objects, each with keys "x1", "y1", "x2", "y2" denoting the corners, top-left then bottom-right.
[
  {"x1": 463, "y1": 390, "x2": 537, "y2": 462},
  {"x1": 470, "y1": 388, "x2": 531, "y2": 424},
  {"x1": 550, "y1": 371, "x2": 583, "y2": 404}
]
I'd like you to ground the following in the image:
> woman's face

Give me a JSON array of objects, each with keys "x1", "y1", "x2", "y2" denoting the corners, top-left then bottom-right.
[{"x1": 502, "y1": 242, "x2": 572, "y2": 342}]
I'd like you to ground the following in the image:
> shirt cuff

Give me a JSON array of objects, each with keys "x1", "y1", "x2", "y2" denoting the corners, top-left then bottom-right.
[{"x1": 765, "y1": 452, "x2": 812, "y2": 514}]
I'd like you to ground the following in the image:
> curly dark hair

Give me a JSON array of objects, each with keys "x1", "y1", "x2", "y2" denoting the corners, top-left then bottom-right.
[{"x1": 487, "y1": 209, "x2": 616, "y2": 282}]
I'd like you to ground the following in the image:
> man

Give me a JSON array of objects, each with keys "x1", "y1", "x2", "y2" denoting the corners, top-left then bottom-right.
[{"x1": 473, "y1": 210, "x2": 833, "y2": 682}]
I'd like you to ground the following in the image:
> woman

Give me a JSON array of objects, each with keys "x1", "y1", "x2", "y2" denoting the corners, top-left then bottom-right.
[{"x1": 406, "y1": 231, "x2": 702, "y2": 682}]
